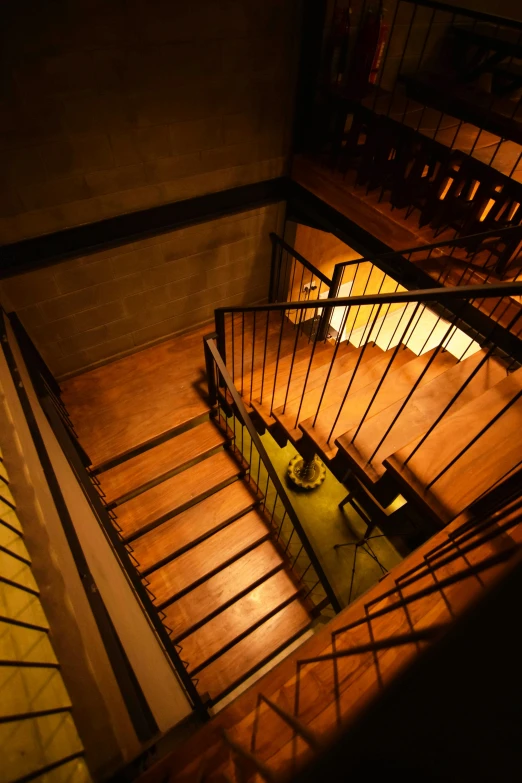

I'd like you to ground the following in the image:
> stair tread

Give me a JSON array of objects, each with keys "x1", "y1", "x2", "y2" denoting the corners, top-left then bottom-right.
[
  {"x1": 244, "y1": 337, "x2": 334, "y2": 401},
  {"x1": 162, "y1": 541, "x2": 286, "y2": 641},
  {"x1": 62, "y1": 325, "x2": 211, "y2": 468},
  {"x1": 182, "y1": 571, "x2": 300, "y2": 674},
  {"x1": 298, "y1": 347, "x2": 415, "y2": 456},
  {"x1": 252, "y1": 342, "x2": 359, "y2": 432},
  {"x1": 132, "y1": 481, "x2": 258, "y2": 574},
  {"x1": 115, "y1": 450, "x2": 241, "y2": 541},
  {"x1": 385, "y1": 368, "x2": 522, "y2": 522},
  {"x1": 336, "y1": 352, "x2": 507, "y2": 485},
  {"x1": 195, "y1": 598, "x2": 311, "y2": 702},
  {"x1": 97, "y1": 420, "x2": 225, "y2": 504},
  {"x1": 148, "y1": 510, "x2": 271, "y2": 607}
]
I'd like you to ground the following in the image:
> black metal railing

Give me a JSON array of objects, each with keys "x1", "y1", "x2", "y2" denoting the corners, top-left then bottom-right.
[
  {"x1": 204, "y1": 334, "x2": 341, "y2": 615},
  {"x1": 214, "y1": 279, "x2": 522, "y2": 504},
  {"x1": 270, "y1": 229, "x2": 522, "y2": 349},
  {"x1": 314, "y1": 0, "x2": 522, "y2": 279}
]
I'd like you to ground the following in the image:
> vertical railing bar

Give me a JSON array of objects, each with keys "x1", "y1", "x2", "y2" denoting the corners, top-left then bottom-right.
[
  {"x1": 231, "y1": 313, "x2": 236, "y2": 383},
  {"x1": 270, "y1": 308, "x2": 287, "y2": 416},
  {"x1": 370, "y1": 0, "x2": 400, "y2": 114},
  {"x1": 404, "y1": 307, "x2": 522, "y2": 465},
  {"x1": 241, "y1": 312, "x2": 245, "y2": 397},
  {"x1": 426, "y1": 388, "x2": 522, "y2": 488},
  {"x1": 367, "y1": 303, "x2": 467, "y2": 464},
  {"x1": 312, "y1": 304, "x2": 353, "y2": 427},
  {"x1": 351, "y1": 302, "x2": 422, "y2": 444},
  {"x1": 282, "y1": 307, "x2": 307, "y2": 415},
  {"x1": 259, "y1": 311, "x2": 270, "y2": 404},
  {"x1": 386, "y1": 2, "x2": 417, "y2": 118},
  {"x1": 327, "y1": 304, "x2": 384, "y2": 444},
  {"x1": 249, "y1": 311, "x2": 256, "y2": 405}
]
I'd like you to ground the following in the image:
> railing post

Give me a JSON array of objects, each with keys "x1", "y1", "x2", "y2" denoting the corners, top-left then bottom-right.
[
  {"x1": 203, "y1": 334, "x2": 218, "y2": 406},
  {"x1": 268, "y1": 232, "x2": 280, "y2": 302},
  {"x1": 317, "y1": 263, "x2": 343, "y2": 341},
  {"x1": 214, "y1": 308, "x2": 226, "y2": 365}
]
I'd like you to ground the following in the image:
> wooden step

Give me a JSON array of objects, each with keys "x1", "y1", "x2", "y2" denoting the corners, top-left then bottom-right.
[
  {"x1": 162, "y1": 541, "x2": 286, "y2": 641},
  {"x1": 246, "y1": 340, "x2": 337, "y2": 417},
  {"x1": 335, "y1": 353, "x2": 507, "y2": 488},
  {"x1": 274, "y1": 343, "x2": 401, "y2": 442},
  {"x1": 131, "y1": 481, "x2": 258, "y2": 574},
  {"x1": 195, "y1": 598, "x2": 311, "y2": 702},
  {"x1": 147, "y1": 510, "x2": 271, "y2": 607},
  {"x1": 62, "y1": 325, "x2": 212, "y2": 469},
  {"x1": 115, "y1": 450, "x2": 242, "y2": 541},
  {"x1": 249, "y1": 344, "x2": 353, "y2": 431},
  {"x1": 181, "y1": 571, "x2": 300, "y2": 674},
  {"x1": 297, "y1": 347, "x2": 415, "y2": 457},
  {"x1": 300, "y1": 348, "x2": 457, "y2": 458},
  {"x1": 225, "y1": 312, "x2": 302, "y2": 386},
  {"x1": 385, "y1": 368, "x2": 522, "y2": 523},
  {"x1": 97, "y1": 420, "x2": 225, "y2": 505}
]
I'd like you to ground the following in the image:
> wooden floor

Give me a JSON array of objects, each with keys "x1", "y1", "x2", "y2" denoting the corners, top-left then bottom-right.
[{"x1": 62, "y1": 327, "x2": 313, "y2": 705}]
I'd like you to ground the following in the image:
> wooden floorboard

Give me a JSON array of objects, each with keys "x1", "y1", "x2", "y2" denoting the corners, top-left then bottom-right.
[
  {"x1": 97, "y1": 419, "x2": 224, "y2": 504},
  {"x1": 115, "y1": 450, "x2": 242, "y2": 541},
  {"x1": 196, "y1": 598, "x2": 311, "y2": 703},
  {"x1": 162, "y1": 541, "x2": 286, "y2": 641},
  {"x1": 61, "y1": 324, "x2": 211, "y2": 468},
  {"x1": 132, "y1": 481, "x2": 258, "y2": 574},
  {"x1": 182, "y1": 571, "x2": 300, "y2": 674},
  {"x1": 148, "y1": 510, "x2": 271, "y2": 607}
]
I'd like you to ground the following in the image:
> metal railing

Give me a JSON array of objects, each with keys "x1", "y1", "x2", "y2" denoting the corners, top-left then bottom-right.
[
  {"x1": 204, "y1": 334, "x2": 341, "y2": 615},
  {"x1": 271, "y1": 229, "x2": 522, "y2": 346},
  {"x1": 315, "y1": 0, "x2": 522, "y2": 284},
  {"x1": 6, "y1": 312, "x2": 209, "y2": 719},
  {"x1": 214, "y1": 279, "x2": 522, "y2": 500}
]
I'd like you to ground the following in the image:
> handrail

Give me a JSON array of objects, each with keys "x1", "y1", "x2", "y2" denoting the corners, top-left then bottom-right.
[
  {"x1": 333, "y1": 224, "x2": 522, "y2": 272},
  {"x1": 203, "y1": 334, "x2": 341, "y2": 613},
  {"x1": 398, "y1": 0, "x2": 522, "y2": 30},
  {"x1": 216, "y1": 280, "x2": 522, "y2": 316},
  {"x1": 270, "y1": 232, "x2": 332, "y2": 286}
]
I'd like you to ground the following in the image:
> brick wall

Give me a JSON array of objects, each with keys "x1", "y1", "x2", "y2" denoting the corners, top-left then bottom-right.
[
  {"x1": 0, "y1": 204, "x2": 284, "y2": 377},
  {"x1": 0, "y1": 0, "x2": 298, "y2": 244}
]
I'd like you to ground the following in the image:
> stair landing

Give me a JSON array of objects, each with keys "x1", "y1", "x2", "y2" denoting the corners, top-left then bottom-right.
[{"x1": 62, "y1": 326, "x2": 314, "y2": 706}]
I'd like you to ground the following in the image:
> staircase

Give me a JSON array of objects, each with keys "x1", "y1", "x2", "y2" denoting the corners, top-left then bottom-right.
[
  {"x1": 220, "y1": 268, "x2": 522, "y2": 530},
  {"x1": 61, "y1": 328, "x2": 326, "y2": 709},
  {"x1": 138, "y1": 474, "x2": 522, "y2": 782}
]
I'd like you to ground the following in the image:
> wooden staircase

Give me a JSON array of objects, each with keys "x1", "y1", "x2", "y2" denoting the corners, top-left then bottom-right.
[
  {"x1": 137, "y1": 479, "x2": 522, "y2": 783},
  {"x1": 227, "y1": 300, "x2": 522, "y2": 530},
  {"x1": 62, "y1": 331, "x2": 316, "y2": 708}
]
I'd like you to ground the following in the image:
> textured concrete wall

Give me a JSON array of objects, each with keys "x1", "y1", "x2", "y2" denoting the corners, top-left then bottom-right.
[
  {"x1": 0, "y1": 0, "x2": 299, "y2": 244},
  {"x1": 0, "y1": 204, "x2": 284, "y2": 377}
]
